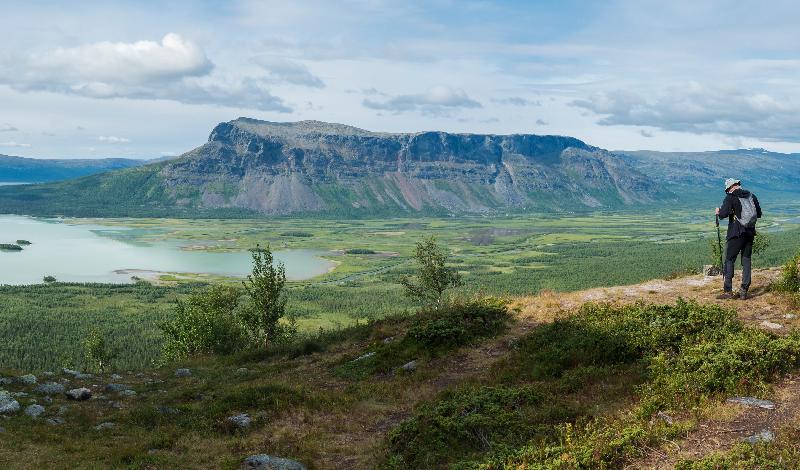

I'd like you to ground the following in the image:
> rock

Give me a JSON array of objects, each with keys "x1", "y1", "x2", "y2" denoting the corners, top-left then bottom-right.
[
  {"x1": 109, "y1": 401, "x2": 123, "y2": 409},
  {"x1": 135, "y1": 372, "x2": 145, "y2": 378},
  {"x1": 94, "y1": 422, "x2": 116, "y2": 431},
  {"x1": 42, "y1": 371, "x2": 54, "y2": 377},
  {"x1": 656, "y1": 411, "x2": 674, "y2": 425},
  {"x1": 65, "y1": 388, "x2": 92, "y2": 401},
  {"x1": 226, "y1": 413, "x2": 251, "y2": 429},
  {"x1": 0, "y1": 391, "x2": 20, "y2": 414},
  {"x1": 0, "y1": 426, "x2": 4, "y2": 433},
  {"x1": 400, "y1": 360, "x2": 417, "y2": 372},
  {"x1": 24, "y1": 404, "x2": 45, "y2": 418},
  {"x1": 104, "y1": 383, "x2": 131, "y2": 393},
  {"x1": 110, "y1": 374, "x2": 123, "y2": 380},
  {"x1": 243, "y1": 454, "x2": 307, "y2": 470},
  {"x1": 17, "y1": 374, "x2": 37, "y2": 385},
  {"x1": 744, "y1": 429, "x2": 774, "y2": 444},
  {"x1": 761, "y1": 321, "x2": 783, "y2": 330},
  {"x1": 62, "y1": 368, "x2": 81, "y2": 376},
  {"x1": 727, "y1": 397, "x2": 776, "y2": 409},
  {"x1": 119, "y1": 390, "x2": 137, "y2": 397},
  {"x1": 36, "y1": 382, "x2": 65, "y2": 395},
  {"x1": 175, "y1": 368, "x2": 192, "y2": 377},
  {"x1": 41, "y1": 396, "x2": 53, "y2": 405},
  {"x1": 382, "y1": 336, "x2": 395, "y2": 344},
  {"x1": 236, "y1": 368, "x2": 250, "y2": 374},
  {"x1": 0, "y1": 378, "x2": 11, "y2": 386},
  {"x1": 352, "y1": 352, "x2": 375, "y2": 362},
  {"x1": 46, "y1": 417, "x2": 64, "y2": 426},
  {"x1": 12, "y1": 392, "x2": 29, "y2": 398},
  {"x1": 703, "y1": 265, "x2": 722, "y2": 276},
  {"x1": 57, "y1": 405, "x2": 69, "y2": 415},
  {"x1": 74, "y1": 373, "x2": 94, "y2": 380},
  {"x1": 785, "y1": 314, "x2": 797, "y2": 320},
  {"x1": 156, "y1": 406, "x2": 180, "y2": 415}
]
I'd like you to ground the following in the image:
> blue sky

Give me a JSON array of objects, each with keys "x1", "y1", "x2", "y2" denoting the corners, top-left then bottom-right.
[{"x1": 1, "y1": 0, "x2": 798, "y2": 158}]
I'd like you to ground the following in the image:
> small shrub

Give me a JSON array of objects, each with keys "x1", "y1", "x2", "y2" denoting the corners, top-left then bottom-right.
[
  {"x1": 407, "y1": 297, "x2": 510, "y2": 349},
  {"x1": 773, "y1": 250, "x2": 800, "y2": 294},
  {"x1": 84, "y1": 328, "x2": 116, "y2": 372},
  {"x1": 280, "y1": 231, "x2": 313, "y2": 238},
  {"x1": 43, "y1": 275, "x2": 57, "y2": 283},
  {"x1": 345, "y1": 248, "x2": 376, "y2": 255}
]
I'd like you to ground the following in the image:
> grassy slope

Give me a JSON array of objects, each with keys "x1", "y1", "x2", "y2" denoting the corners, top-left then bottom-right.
[{"x1": 2, "y1": 269, "x2": 799, "y2": 469}]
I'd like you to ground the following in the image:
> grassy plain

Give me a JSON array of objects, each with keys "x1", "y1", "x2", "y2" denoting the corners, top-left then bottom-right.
[{"x1": 2, "y1": 209, "x2": 800, "y2": 372}]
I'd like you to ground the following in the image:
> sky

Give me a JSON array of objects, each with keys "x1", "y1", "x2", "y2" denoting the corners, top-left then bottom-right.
[{"x1": 1, "y1": 0, "x2": 799, "y2": 158}]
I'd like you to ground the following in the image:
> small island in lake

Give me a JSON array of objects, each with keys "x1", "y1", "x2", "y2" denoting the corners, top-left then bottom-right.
[
  {"x1": 16, "y1": 239, "x2": 32, "y2": 245},
  {"x1": 0, "y1": 243, "x2": 23, "y2": 251}
]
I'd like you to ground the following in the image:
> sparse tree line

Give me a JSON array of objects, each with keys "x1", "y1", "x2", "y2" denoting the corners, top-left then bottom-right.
[{"x1": 155, "y1": 236, "x2": 466, "y2": 362}]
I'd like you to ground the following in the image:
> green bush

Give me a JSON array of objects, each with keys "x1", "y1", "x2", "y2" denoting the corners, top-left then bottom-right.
[
  {"x1": 773, "y1": 250, "x2": 800, "y2": 295},
  {"x1": 280, "y1": 231, "x2": 313, "y2": 237},
  {"x1": 159, "y1": 285, "x2": 248, "y2": 361},
  {"x1": 386, "y1": 385, "x2": 577, "y2": 469},
  {"x1": 345, "y1": 248, "x2": 376, "y2": 255},
  {"x1": 407, "y1": 298, "x2": 510, "y2": 349}
]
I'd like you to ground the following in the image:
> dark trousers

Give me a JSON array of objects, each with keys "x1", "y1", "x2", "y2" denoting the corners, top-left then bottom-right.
[{"x1": 724, "y1": 234, "x2": 754, "y2": 292}]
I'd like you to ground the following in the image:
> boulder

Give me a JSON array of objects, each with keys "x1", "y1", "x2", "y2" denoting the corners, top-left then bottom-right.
[
  {"x1": 74, "y1": 373, "x2": 94, "y2": 380},
  {"x1": 0, "y1": 377, "x2": 11, "y2": 386},
  {"x1": 46, "y1": 417, "x2": 65, "y2": 426},
  {"x1": 175, "y1": 368, "x2": 192, "y2": 377},
  {"x1": 703, "y1": 265, "x2": 722, "y2": 276},
  {"x1": 761, "y1": 321, "x2": 783, "y2": 330},
  {"x1": 36, "y1": 382, "x2": 66, "y2": 395},
  {"x1": 119, "y1": 390, "x2": 137, "y2": 397},
  {"x1": 727, "y1": 397, "x2": 776, "y2": 409},
  {"x1": 104, "y1": 383, "x2": 131, "y2": 393},
  {"x1": 110, "y1": 374, "x2": 123, "y2": 380},
  {"x1": 352, "y1": 352, "x2": 375, "y2": 362},
  {"x1": 17, "y1": 374, "x2": 37, "y2": 385},
  {"x1": 400, "y1": 360, "x2": 417, "y2": 372},
  {"x1": 65, "y1": 388, "x2": 92, "y2": 401},
  {"x1": 24, "y1": 404, "x2": 45, "y2": 418},
  {"x1": 243, "y1": 455, "x2": 307, "y2": 470},
  {"x1": 744, "y1": 429, "x2": 774, "y2": 444},
  {"x1": 62, "y1": 368, "x2": 81, "y2": 376},
  {"x1": 226, "y1": 413, "x2": 252, "y2": 429},
  {"x1": 94, "y1": 422, "x2": 116, "y2": 431},
  {"x1": 0, "y1": 391, "x2": 20, "y2": 414}
]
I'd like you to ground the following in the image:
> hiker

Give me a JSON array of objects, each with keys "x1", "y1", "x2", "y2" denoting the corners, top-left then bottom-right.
[{"x1": 715, "y1": 178, "x2": 762, "y2": 300}]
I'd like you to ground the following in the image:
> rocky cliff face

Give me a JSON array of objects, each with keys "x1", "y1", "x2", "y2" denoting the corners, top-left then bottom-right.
[{"x1": 157, "y1": 118, "x2": 664, "y2": 215}]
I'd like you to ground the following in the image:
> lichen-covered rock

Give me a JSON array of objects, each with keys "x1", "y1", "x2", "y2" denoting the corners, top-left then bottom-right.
[
  {"x1": 0, "y1": 391, "x2": 20, "y2": 414},
  {"x1": 104, "y1": 383, "x2": 131, "y2": 393},
  {"x1": 17, "y1": 374, "x2": 37, "y2": 385},
  {"x1": 226, "y1": 413, "x2": 251, "y2": 429},
  {"x1": 94, "y1": 422, "x2": 116, "y2": 431},
  {"x1": 243, "y1": 454, "x2": 307, "y2": 470},
  {"x1": 36, "y1": 382, "x2": 65, "y2": 395},
  {"x1": 65, "y1": 388, "x2": 92, "y2": 401},
  {"x1": 24, "y1": 404, "x2": 45, "y2": 418},
  {"x1": 175, "y1": 368, "x2": 192, "y2": 377}
]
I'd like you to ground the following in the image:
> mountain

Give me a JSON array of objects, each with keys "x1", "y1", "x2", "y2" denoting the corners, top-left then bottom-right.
[
  {"x1": 0, "y1": 118, "x2": 668, "y2": 217},
  {"x1": 0, "y1": 154, "x2": 146, "y2": 184},
  {"x1": 616, "y1": 149, "x2": 800, "y2": 208}
]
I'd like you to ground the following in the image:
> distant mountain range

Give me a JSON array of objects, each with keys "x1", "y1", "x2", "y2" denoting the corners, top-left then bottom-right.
[
  {"x1": 0, "y1": 118, "x2": 797, "y2": 218},
  {"x1": 0, "y1": 155, "x2": 145, "y2": 183}
]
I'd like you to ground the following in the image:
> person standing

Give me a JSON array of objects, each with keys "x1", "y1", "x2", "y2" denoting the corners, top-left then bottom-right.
[{"x1": 715, "y1": 178, "x2": 762, "y2": 300}]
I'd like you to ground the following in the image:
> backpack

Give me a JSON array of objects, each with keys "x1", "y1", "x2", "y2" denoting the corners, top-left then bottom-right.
[{"x1": 737, "y1": 194, "x2": 758, "y2": 229}]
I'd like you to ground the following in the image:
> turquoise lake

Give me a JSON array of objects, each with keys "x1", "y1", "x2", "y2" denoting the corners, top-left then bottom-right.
[{"x1": 0, "y1": 215, "x2": 336, "y2": 284}]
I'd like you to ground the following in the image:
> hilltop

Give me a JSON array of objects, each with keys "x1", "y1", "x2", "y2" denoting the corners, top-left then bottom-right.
[{"x1": 2, "y1": 267, "x2": 800, "y2": 468}]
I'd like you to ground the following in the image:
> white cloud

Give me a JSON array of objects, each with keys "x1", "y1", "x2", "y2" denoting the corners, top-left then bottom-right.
[
  {"x1": 0, "y1": 123, "x2": 17, "y2": 132},
  {"x1": 251, "y1": 56, "x2": 324, "y2": 88},
  {"x1": 0, "y1": 141, "x2": 32, "y2": 148},
  {"x1": 572, "y1": 83, "x2": 800, "y2": 142},
  {"x1": 98, "y1": 135, "x2": 131, "y2": 144},
  {"x1": 0, "y1": 33, "x2": 291, "y2": 112},
  {"x1": 363, "y1": 86, "x2": 481, "y2": 115}
]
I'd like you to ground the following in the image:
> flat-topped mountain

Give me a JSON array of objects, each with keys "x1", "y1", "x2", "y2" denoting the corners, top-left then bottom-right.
[{"x1": 0, "y1": 118, "x2": 666, "y2": 217}]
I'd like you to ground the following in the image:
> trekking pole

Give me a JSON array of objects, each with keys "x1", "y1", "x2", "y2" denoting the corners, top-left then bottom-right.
[{"x1": 715, "y1": 215, "x2": 724, "y2": 272}]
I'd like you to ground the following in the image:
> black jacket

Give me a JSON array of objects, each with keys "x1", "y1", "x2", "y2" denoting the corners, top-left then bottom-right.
[{"x1": 719, "y1": 188, "x2": 762, "y2": 240}]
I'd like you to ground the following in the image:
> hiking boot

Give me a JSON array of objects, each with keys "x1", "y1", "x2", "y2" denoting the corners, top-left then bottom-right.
[
  {"x1": 716, "y1": 291, "x2": 736, "y2": 300},
  {"x1": 739, "y1": 289, "x2": 748, "y2": 300}
]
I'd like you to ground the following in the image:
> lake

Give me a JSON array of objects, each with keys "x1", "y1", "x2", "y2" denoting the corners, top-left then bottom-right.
[{"x1": 0, "y1": 215, "x2": 336, "y2": 284}]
